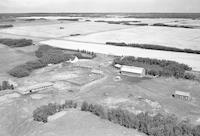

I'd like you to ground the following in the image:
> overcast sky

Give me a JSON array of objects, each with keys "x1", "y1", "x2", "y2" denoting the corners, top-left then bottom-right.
[{"x1": 0, "y1": 0, "x2": 200, "y2": 13}]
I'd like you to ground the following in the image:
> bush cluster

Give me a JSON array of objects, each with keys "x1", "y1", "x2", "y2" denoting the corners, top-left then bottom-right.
[
  {"x1": 0, "y1": 24, "x2": 13, "y2": 28},
  {"x1": 9, "y1": 45, "x2": 74, "y2": 78},
  {"x1": 0, "y1": 81, "x2": 14, "y2": 91},
  {"x1": 0, "y1": 38, "x2": 33, "y2": 47},
  {"x1": 9, "y1": 45, "x2": 96, "y2": 78},
  {"x1": 106, "y1": 42, "x2": 200, "y2": 54},
  {"x1": 57, "y1": 19, "x2": 79, "y2": 21},
  {"x1": 76, "y1": 49, "x2": 96, "y2": 59},
  {"x1": 81, "y1": 101, "x2": 200, "y2": 136},
  {"x1": 8, "y1": 60, "x2": 47, "y2": 78},
  {"x1": 40, "y1": 49, "x2": 74, "y2": 65},
  {"x1": 113, "y1": 56, "x2": 193, "y2": 79},
  {"x1": 33, "y1": 100, "x2": 77, "y2": 123},
  {"x1": 36, "y1": 45, "x2": 96, "y2": 59},
  {"x1": 152, "y1": 23, "x2": 193, "y2": 29}
]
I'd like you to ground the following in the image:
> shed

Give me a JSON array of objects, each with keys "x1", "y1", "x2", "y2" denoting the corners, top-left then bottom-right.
[
  {"x1": 20, "y1": 82, "x2": 53, "y2": 94},
  {"x1": 120, "y1": 65, "x2": 145, "y2": 77},
  {"x1": 173, "y1": 91, "x2": 191, "y2": 101}
]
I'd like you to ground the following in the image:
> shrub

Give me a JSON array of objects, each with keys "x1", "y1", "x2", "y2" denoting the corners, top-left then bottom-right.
[
  {"x1": 39, "y1": 49, "x2": 74, "y2": 65},
  {"x1": 0, "y1": 38, "x2": 33, "y2": 47},
  {"x1": 8, "y1": 65, "x2": 30, "y2": 78},
  {"x1": 0, "y1": 81, "x2": 14, "y2": 91},
  {"x1": 33, "y1": 100, "x2": 77, "y2": 123},
  {"x1": 33, "y1": 103, "x2": 58, "y2": 123},
  {"x1": 35, "y1": 45, "x2": 53, "y2": 58},
  {"x1": 0, "y1": 24, "x2": 13, "y2": 28},
  {"x1": 25, "y1": 60, "x2": 47, "y2": 70},
  {"x1": 184, "y1": 72, "x2": 196, "y2": 80},
  {"x1": 8, "y1": 60, "x2": 47, "y2": 78}
]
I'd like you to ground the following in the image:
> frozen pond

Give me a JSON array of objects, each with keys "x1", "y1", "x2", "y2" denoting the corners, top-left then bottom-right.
[{"x1": 40, "y1": 39, "x2": 200, "y2": 71}]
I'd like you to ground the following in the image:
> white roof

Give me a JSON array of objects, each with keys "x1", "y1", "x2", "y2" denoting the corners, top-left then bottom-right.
[
  {"x1": 175, "y1": 91, "x2": 190, "y2": 97},
  {"x1": 114, "y1": 64, "x2": 122, "y2": 68},
  {"x1": 120, "y1": 65, "x2": 145, "y2": 74}
]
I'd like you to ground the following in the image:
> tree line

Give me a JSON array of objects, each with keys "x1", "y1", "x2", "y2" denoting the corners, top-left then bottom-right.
[
  {"x1": 152, "y1": 23, "x2": 193, "y2": 29},
  {"x1": 0, "y1": 38, "x2": 33, "y2": 47},
  {"x1": 0, "y1": 24, "x2": 13, "y2": 29},
  {"x1": 33, "y1": 100, "x2": 77, "y2": 123},
  {"x1": 32, "y1": 100, "x2": 200, "y2": 135},
  {"x1": 81, "y1": 101, "x2": 200, "y2": 136},
  {"x1": 0, "y1": 81, "x2": 14, "y2": 91},
  {"x1": 106, "y1": 42, "x2": 200, "y2": 54}
]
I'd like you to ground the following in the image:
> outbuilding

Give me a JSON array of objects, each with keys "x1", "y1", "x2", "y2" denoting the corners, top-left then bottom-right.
[
  {"x1": 172, "y1": 91, "x2": 191, "y2": 101},
  {"x1": 120, "y1": 65, "x2": 145, "y2": 77},
  {"x1": 19, "y1": 82, "x2": 53, "y2": 94}
]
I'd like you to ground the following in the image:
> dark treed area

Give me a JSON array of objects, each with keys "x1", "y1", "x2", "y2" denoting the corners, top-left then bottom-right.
[
  {"x1": 152, "y1": 23, "x2": 194, "y2": 29},
  {"x1": 0, "y1": 81, "x2": 14, "y2": 91},
  {"x1": 106, "y1": 42, "x2": 200, "y2": 54},
  {"x1": 9, "y1": 45, "x2": 96, "y2": 78},
  {"x1": 0, "y1": 24, "x2": 13, "y2": 28},
  {"x1": 81, "y1": 101, "x2": 200, "y2": 136},
  {"x1": 33, "y1": 100, "x2": 77, "y2": 123},
  {"x1": 0, "y1": 38, "x2": 33, "y2": 47}
]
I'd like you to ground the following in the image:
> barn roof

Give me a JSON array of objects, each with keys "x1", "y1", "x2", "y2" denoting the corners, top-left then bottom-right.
[
  {"x1": 19, "y1": 82, "x2": 53, "y2": 93},
  {"x1": 120, "y1": 65, "x2": 145, "y2": 74},
  {"x1": 175, "y1": 91, "x2": 190, "y2": 97}
]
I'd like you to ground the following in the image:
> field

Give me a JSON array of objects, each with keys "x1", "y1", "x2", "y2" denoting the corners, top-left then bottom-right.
[
  {"x1": 0, "y1": 22, "x2": 129, "y2": 39},
  {"x1": 67, "y1": 25, "x2": 200, "y2": 50},
  {"x1": 0, "y1": 44, "x2": 37, "y2": 78},
  {"x1": 0, "y1": 16, "x2": 200, "y2": 136},
  {"x1": 40, "y1": 39, "x2": 200, "y2": 71}
]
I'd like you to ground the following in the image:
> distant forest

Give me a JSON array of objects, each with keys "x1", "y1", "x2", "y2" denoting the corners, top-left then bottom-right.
[{"x1": 1, "y1": 13, "x2": 200, "y2": 19}]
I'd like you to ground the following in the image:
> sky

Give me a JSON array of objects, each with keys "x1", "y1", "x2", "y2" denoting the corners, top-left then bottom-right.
[{"x1": 0, "y1": 0, "x2": 200, "y2": 13}]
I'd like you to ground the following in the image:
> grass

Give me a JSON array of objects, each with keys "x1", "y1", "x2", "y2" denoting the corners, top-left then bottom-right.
[{"x1": 0, "y1": 45, "x2": 37, "y2": 74}]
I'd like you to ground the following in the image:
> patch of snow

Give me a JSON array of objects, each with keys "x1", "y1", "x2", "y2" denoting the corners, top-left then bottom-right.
[{"x1": 48, "y1": 111, "x2": 67, "y2": 121}]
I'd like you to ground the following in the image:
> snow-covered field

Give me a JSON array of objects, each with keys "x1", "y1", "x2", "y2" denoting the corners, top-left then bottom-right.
[
  {"x1": 0, "y1": 22, "x2": 129, "y2": 38},
  {"x1": 40, "y1": 39, "x2": 200, "y2": 71},
  {"x1": 66, "y1": 26, "x2": 200, "y2": 50}
]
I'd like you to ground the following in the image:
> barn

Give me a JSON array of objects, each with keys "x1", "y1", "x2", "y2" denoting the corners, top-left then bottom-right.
[
  {"x1": 120, "y1": 65, "x2": 145, "y2": 77},
  {"x1": 19, "y1": 82, "x2": 53, "y2": 94},
  {"x1": 173, "y1": 91, "x2": 191, "y2": 101}
]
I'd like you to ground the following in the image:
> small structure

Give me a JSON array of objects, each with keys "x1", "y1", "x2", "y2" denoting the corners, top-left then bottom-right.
[
  {"x1": 91, "y1": 69, "x2": 103, "y2": 74},
  {"x1": 19, "y1": 82, "x2": 53, "y2": 94},
  {"x1": 120, "y1": 65, "x2": 145, "y2": 77},
  {"x1": 59, "y1": 27, "x2": 64, "y2": 29},
  {"x1": 114, "y1": 64, "x2": 122, "y2": 69},
  {"x1": 114, "y1": 76, "x2": 121, "y2": 81},
  {"x1": 68, "y1": 56, "x2": 78, "y2": 63},
  {"x1": 172, "y1": 91, "x2": 191, "y2": 101}
]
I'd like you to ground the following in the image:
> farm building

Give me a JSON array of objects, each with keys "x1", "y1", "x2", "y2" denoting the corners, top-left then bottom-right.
[
  {"x1": 172, "y1": 91, "x2": 191, "y2": 101},
  {"x1": 120, "y1": 65, "x2": 145, "y2": 77},
  {"x1": 19, "y1": 82, "x2": 53, "y2": 94}
]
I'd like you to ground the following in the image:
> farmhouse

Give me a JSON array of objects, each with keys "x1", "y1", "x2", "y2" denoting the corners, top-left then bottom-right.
[
  {"x1": 19, "y1": 82, "x2": 53, "y2": 94},
  {"x1": 173, "y1": 91, "x2": 191, "y2": 101},
  {"x1": 120, "y1": 65, "x2": 145, "y2": 77}
]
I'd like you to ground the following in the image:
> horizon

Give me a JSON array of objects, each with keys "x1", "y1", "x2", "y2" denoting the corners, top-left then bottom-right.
[{"x1": 1, "y1": 0, "x2": 200, "y2": 13}]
